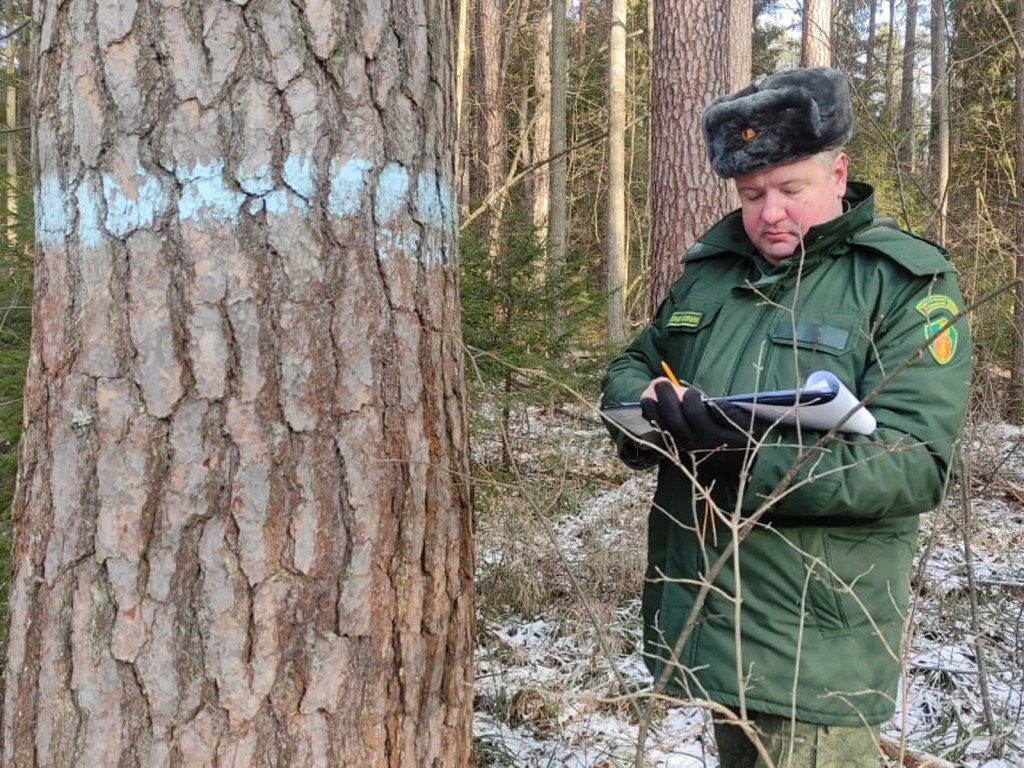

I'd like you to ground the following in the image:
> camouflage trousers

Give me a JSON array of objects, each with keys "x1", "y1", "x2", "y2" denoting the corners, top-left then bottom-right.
[{"x1": 713, "y1": 711, "x2": 881, "y2": 768}]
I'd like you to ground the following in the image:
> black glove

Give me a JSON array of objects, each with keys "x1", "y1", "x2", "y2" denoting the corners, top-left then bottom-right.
[{"x1": 641, "y1": 382, "x2": 763, "y2": 470}]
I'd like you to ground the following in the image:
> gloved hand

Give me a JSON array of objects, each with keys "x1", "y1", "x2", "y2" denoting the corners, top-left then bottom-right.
[{"x1": 641, "y1": 381, "x2": 763, "y2": 470}]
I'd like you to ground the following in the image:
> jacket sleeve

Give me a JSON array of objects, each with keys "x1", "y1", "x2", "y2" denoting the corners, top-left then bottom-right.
[
  {"x1": 600, "y1": 303, "x2": 674, "y2": 470},
  {"x1": 741, "y1": 270, "x2": 971, "y2": 523}
]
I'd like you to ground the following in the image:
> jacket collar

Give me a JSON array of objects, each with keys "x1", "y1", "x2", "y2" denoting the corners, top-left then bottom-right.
[{"x1": 683, "y1": 182, "x2": 876, "y2": 265}]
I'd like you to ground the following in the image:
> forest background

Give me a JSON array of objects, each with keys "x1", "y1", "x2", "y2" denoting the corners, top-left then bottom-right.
[
  {"x1": 458, "y1": 0, "x2": 1024, "y2": 763},
  {"x1": 0, "y1": 0, "x2": 1020, "y2": 764}
]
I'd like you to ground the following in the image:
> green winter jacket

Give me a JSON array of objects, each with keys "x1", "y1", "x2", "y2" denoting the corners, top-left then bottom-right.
[{"x1": 601, "y1": 183, "x2": 971, "y2": 726}]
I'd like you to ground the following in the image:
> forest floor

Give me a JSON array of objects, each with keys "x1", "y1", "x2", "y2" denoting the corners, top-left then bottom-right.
[{"x1": 470, "y1": 401, "x2": 1024, "y2": 767}]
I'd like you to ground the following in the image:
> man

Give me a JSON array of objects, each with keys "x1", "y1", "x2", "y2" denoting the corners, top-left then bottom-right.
[{"x1": 601, "y1": 68, "x2": 971, "y2": 767}]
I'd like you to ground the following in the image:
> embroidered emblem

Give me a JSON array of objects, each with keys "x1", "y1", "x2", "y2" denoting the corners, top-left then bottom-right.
[
  {"x1": 668, "y1": 310, "x2": 703, "y2": 329},
  {"x1": 915, "y1": 294, "x2": 960, "y2": 365},
  {"x1": 741, "y1": 126, "x2": 757, "y2": 142}
]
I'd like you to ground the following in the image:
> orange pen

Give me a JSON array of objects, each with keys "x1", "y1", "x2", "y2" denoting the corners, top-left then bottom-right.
[{"x1": 661, "y1": 360, "x2": 681, "y2": 387}]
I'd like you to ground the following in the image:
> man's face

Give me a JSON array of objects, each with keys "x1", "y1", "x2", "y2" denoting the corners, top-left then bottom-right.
[{"x1": 734, "y1": 152, "x2": 848, "y2": 264}]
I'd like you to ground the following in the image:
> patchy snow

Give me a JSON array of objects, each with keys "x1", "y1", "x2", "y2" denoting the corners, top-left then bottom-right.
[{"x1": 473, "y1": 407, "x2": 1024, "y2": 766}]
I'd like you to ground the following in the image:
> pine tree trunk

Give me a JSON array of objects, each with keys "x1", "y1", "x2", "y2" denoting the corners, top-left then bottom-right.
[
  {"x1": 473, "y1": 0, "x2": 509, "y2": 251},
  {"x1": 866, "y1": 0, "x2": 878, "y2": 86},
  {"x1": 1011, "y1": 0, "x2": 1024, "y2": 416},
  {"x1": 4, "y1": 0, "x2": 474, "y2": 763},
  {"x1": 730, "y1": 0, "x2": 753, "y2": 87},
  {"x1": 649, "y1": 0, "x2": 746, "y2": 307},
  {"x1": 3, "y1": 0, "x2": 17, "y2": 246},
  {"x1": 929, "y1": 0, "x2": 949, "y2": 242},
  {"x1": 885, "y1": 0, "x2": 897, "y2": 127},
  {"x1": 606, "y1": 0, "x2": 628, "y2": 342},
  {"x1": 457, "y1": 0, "x2": 473, "y2": 210},
  {"x1": 801, "y1": 0, "x2": 832, "y2": 67},
  {"x1": 577, "y1": 0, "x2": 587, "y2": 63},
  {"x1": 531, "y1": 0, "x2": 552, "y2": 242},
  {"x1": 549, "y1": 0, "x2": 568, "y2": 275},
  {"x1": 898, "y1": 0, "x2": 919, "y2": 170}
]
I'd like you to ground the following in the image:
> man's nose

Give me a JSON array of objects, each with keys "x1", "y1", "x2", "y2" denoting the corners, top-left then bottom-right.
[{"x1": 761, "y1": 192, "x2": 786, "y2": 224}]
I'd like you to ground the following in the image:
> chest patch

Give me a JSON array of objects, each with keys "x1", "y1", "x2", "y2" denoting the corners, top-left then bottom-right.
[
  {"x1": 668, "y1": 310, "x2": 703, "y2": 329},
  {"x1": 915, "y1": 294, "x2": 960, "y2": 365}
]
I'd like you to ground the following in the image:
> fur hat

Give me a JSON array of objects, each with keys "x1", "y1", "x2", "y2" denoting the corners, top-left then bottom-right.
[{"x1": 702, "y1": 67, "x2": 853, "y2": 178}]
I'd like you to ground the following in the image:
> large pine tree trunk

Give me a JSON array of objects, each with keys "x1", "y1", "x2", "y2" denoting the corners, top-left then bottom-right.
[
  {"x1": 649, "y1": 0, "x2": 748, "y2": 307},
  {"x1": 729, "y1": 0, "x2": 753, "y2": 87},
  {"x1": 801, "y1": 0, "x2": 832, "y2": 67},
  {"x1": 4, "y1": 0, "x2": 474, "y2": 764}
]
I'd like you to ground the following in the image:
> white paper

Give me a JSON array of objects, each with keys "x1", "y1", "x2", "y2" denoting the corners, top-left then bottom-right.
[{"x1": 732, "y1": 370, "x2": 877, "y2": 435}]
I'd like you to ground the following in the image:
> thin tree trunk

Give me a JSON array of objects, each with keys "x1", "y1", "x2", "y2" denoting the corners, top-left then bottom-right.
[
  {"x1": 4, "y1": 0, "x2": 473, "y2": 763},
  {"x1": 801, "y1": 0, "x2": 832, "y2": 67},
  {"x1": 4, "y1": 0, "x2": 17, "y2": 246},
  {"x1": 929, "y1": 0, "x2": 949, "y2": 243},
  {"x1": 531, "y1": 0, "x2": 552, "y2": 242},
  {"x1": 649, "y1": 1, "x2": 748, "y2": 307},
  {"x1": 606, "y1": 0, "x2": 627, "y2": 342},
  {"x1": 1012, "y1": 0, "x2": 1024, "y2": 415},
  {"x1": 473, "y1": 0, "x2": 509, "y2": 252},
  {"x1": 549, "y1": 0, "x2": 568, "y2": 275},
  {"x1": 885, "y1": 0, "x2": 896, "y2": 127},
  {"x1": 577, "y1": 0, "x2": 587, "y2": 63},
  {"x1": 456, "y1": 0, "x2": 472, "y2": 209},
  {"x1": 866, "y1": 0, "x2": 878, "y2": 86},
  {"x1": 898, "y1": 0, "x2": 919, "y2": 170}
]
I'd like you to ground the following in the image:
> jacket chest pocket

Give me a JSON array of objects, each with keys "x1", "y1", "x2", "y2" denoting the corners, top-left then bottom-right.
[{"x1": 767, "y1": 311, "x2": 865, "y2": 383}]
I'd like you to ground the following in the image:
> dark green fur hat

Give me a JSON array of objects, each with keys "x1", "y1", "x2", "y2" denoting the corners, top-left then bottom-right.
[{"x1": 702, "y1": 67, "x2": 853, "y2": 178}]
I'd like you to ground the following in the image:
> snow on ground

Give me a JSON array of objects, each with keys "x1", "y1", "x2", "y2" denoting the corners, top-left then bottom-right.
[{"x1": 472, "y1": 405, "x2": 1024, "y2": 766}]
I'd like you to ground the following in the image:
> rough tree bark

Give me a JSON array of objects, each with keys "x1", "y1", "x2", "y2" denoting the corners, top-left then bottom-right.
[
  {"x1": 729, "y1": 0, "x2": 753, "y2": 86},
  {"x1": 649, "y1": 0, "x2": 750, "y2": 307},
  {"x1": 4, "y1": 0, "x2": 474, "y2": 764},
  {"x1": 801, "y1": 0, "x2": 832, "y2": 67}
]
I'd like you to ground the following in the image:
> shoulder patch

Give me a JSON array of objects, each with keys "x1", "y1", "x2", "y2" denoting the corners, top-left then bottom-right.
[
  {"x1": 915, "y1": 294, "x2": 961, "y2": 365},
  {"x1": 853, "y1": 220, "x2": 953, "y2": 277}
]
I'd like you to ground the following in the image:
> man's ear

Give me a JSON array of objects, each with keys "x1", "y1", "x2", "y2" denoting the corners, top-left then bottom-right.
[{"x1": 833, "y1": 152, "x2": 849, "y2": 198}]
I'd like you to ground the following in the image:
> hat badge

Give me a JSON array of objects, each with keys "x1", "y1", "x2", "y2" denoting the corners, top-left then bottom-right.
[{"x1": 741, "y1": 126, "x2": 757, "y2": 142}]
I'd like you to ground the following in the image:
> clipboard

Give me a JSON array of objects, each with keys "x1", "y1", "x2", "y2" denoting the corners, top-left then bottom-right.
[
  {"x1": 600, "y1": 370, "x2": 876, "y2": 439},
  {"x1": 707, "y1": 377, "x2": 838, "y2": 407}
]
